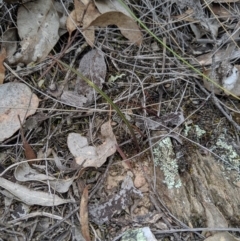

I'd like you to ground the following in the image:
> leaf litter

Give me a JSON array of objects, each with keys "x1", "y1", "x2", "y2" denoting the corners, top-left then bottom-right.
[
  {"x1": 67, "y1": 121, "x2": 117, "y2": 167},
  {"x1": 0, "y1": 48, "x2": 6, "y2": 84},
  {"x1": 88, "y1": 11, "x2": 143, "y2": 46},
  {"x1": 0, "y1": 82, "x2": 39, "y2": 142},
  {"x1": 80, "y1": 185, "x2": 91, "y2": 241},
  {"x1": 0, "y1": 28, "x2": 18, "y2": 61},
  {"x1": 67, "y1": 0, "x2": 100, "y2": 46},
  {"x1": 18, "y1": 115, "x2": 36, "y2": 161},
  {"x1": 8, "y1": 0, "x2": 61, "y2": 64},
  {"x1": 67, "y1": 0, "x2": 142, "y2": 46},
  {"x1": 61, "y1": 48, "x2": 106, "y2": 106},
  {"x1": 94, "y1": 0, "x2": 133, "y2": 17},
  {"x1": 0, "y1": 176, "x2": 73, "y2": 206},
  {"x1": 2, "y1": 0, "x2": 240, "y2": 240},
  {"x1": 14, "y1": 162, "x2": 75, "y2": 193}
]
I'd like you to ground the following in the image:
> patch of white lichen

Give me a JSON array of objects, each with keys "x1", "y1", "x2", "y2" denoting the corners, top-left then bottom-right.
[
  {"x1": 153, "y1": 137, "x2": 182, "y2": 189},
  {"x1": 215, "y1": 134, "x2": 240, "y2": 171},
  {"x1": 184, "y1": 125, "x2": 240, "y2": 177},
  {"x1": 184, "y1": 124, "x2": 206, "y2": 138},
  {"x1": 195, "y1": 125, "x2": 206, "y2": 138}
]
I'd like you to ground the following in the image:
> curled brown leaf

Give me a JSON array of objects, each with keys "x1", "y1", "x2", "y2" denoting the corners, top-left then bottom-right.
[
  {"x1": 87, "y1": 11, "x2": 143, "y2": 46},
  {"x1": 80, "y1": 185, "x2": 91, "y2": 241}
]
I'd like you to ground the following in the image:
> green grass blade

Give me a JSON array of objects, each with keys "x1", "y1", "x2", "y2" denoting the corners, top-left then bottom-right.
[{"x1": 56, "y1": 59, "x2": 140, "y2": 150}]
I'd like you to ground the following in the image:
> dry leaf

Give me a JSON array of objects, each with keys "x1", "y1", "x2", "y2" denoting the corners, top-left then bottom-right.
[
  {"x1": 81, "y1": 1, "x2": 101, "y2": 46},
  {"x1": 66, "y1": 0, "x2": 100, "y2": 46},
  {"x1": 81, "y1": 0, "x2": 90, "y2": 5},
  {"x1": 1, "y1": 28, "x2": 18, "y2": 61},
  {"x1": 9, "y1": 0, "x2": 60, "y2": 64},
  {"x1": 18, "y1": 115, "x2": 36, "y2": 160},
  {"x1": 94, "y1": 0, "x2": 133, "y2": 18},
  {"x1": 14, "y1": 162, "x2": 74, "y2": 193},
  {"x1": 67, "y1": 122, "x2": 117, "y2": 168},
  {"x1": 66, "y1": 0, "x2": 86, "y2": 35},
  {"x1": 69, "y1": 1, "x2": 142, "y2": 46},
  {"x1": 82, "y1": 1, "x2": 101, "y2": 26},
  {"x1": 0, "y1": 177, "x2": 73, "y2": 206},
  {"x1": 75, "y1": 49, "x2": 106, "y2": 103},
  {"x1": 53, "y1": 1, "x2": 68, "y2": 36},
  {"x1": 74, "y1": 0, "x2": 85, "y2": 22},
  {"x1": 0, "y1": 82, "x2": 39, "y2": 142},
  {"x1": 80, "y1": 186, "x2": 91, "y2": 241},
  {"x1": 0, "y1": 48, "x2": 6, "y2": 85},
  {"x1": 87, "y1": 11, "x2": 142, "y2": 46},
  {"x1": 15, "y1": 163, "x2": 55, "y2": 182},
  {"x1": 81, "y1": 26, "x2": 95, "y2": 47},
  {"x1": 66, "y1": 10, "x2": 80, "y2": 35},
  {"x1": 61, "y1": 90, "x2": 88, "y2": 107}
]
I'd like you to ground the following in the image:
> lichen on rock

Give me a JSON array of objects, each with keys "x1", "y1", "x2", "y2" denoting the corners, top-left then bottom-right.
[
  {"x1": 153, "y1": 137, "x2": 182, "y2": 189},
  {"x1": 215, "y1": 133, "x2": 240, "y2": 171}
]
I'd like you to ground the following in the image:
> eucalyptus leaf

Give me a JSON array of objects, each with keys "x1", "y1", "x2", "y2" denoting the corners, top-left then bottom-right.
[{"x1": 0, "y1": 177, "x2": 73, "y2": 206}]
